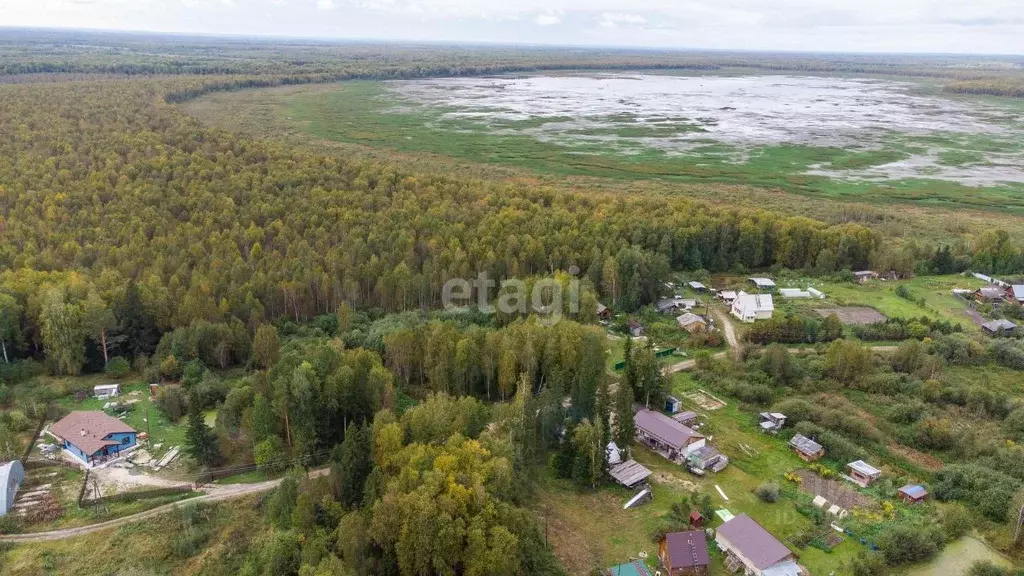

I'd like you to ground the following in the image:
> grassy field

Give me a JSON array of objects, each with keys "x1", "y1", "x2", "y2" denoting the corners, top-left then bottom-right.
[{"x1": 272, "y1": 79, "x2": 1024, "y2": 215}]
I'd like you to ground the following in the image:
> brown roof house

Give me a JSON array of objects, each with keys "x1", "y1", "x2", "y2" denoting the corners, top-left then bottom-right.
[
  {"x1": 659, "y1": 530, "x2": 711, "y2": 576},
  {"x1": 715, "y1": 514, "x2": 803, "y2": 576},
  {"x1": 49, "y1": 411, "x2": 138, "y2": 468},
  {"x1": 634, "y1": 409, "x2": 705, "y2": 463}
]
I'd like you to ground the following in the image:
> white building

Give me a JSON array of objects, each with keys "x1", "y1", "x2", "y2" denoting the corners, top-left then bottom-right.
[{"x1": 731, "y1": 292, "x2": 774, "y2": 323}]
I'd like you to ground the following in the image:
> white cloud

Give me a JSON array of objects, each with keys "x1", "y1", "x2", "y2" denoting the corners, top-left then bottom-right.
[
  {"x1": 599, "y1": 12, "x2": 646, "y2": 28},
  {"x1": 535, "y1": 11, "x2": 562, "y2": 26},
  {"x1": 316, "y1": 0, "x2": 334, "y2": 9}
]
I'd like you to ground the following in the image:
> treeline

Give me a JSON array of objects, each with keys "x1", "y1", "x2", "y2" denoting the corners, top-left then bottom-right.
[
  {"x1": 852, "y1": 316, "x2": 962, "y2": 342},
  {"x1": 745, "y1": 313, "x2": 843, "y2": 345}
]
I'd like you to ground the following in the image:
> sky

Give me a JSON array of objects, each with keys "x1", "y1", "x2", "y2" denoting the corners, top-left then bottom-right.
[{"x1": 2, "y1": 0, "x2": 1023, "y2": 54}]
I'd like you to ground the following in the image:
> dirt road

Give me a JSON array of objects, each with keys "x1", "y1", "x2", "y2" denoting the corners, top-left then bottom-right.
[{"x1": 0, "y1": 468, "x2": 329, "y2": 543}]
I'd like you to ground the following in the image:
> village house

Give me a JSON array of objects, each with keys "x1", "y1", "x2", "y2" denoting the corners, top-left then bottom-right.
[
  {"x1": 789, "y1": 434, "x2": 825, "y2": 462},
  {"x1": 898, "y1": 484, "x2": 929, "y2": 505},
  {"x1": 93, "y1": 383, "x2": 120, "y2": 399},
  {"x1": 597, "y1": 302, "x2": 613, "y2": 320},
  {"x1": 976, "y1": 284, "x2": 1007, "y2": 302},
  {"x1": 49, "y1": 411, "x2": 138, "y2": 468},
  {"x1": 847, "y1": 460, "x2": 882, "y2": 487},
  {"x1": 982, "y1": 319, "x2": 1017, "y2": 336},
  {"x1": 0, "y1": 460, "x2": 25, "y2": 517},
  {"x1": 716, "y1": 514, "x2": 804, "y2": 576},
  {"x1": 659, "y1": 530, "x2": 711, "y2": 576},
  {"x1": 718, "y1": 290, "x2": 738, "y2": 304},
  {"x1": 634, "y1": 409, "x2": 706, "y2": 463},
  {"x1": 675, "y1": 313, "x2": 707, "y2": 334},
  {"x1": 731, "y1": 292, "x2": 774, "y2": 323},
  {"x1": 628, "y1": 320, "x2": 645, "y2": 337},
  {"x1": 1009, "y1": 285, "x2": 1024, "y2": 304}
]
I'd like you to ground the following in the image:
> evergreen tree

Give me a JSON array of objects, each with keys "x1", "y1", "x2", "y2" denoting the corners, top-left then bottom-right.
[
  {"x1": 332, "y1": 423, "x2": 373, "y2": 509},
  {"x1": 613, "y1": 379, "x2": 635, "y2": 456},
  {"x1": 116, "y1": 280, "x2": 158, "y2": 358},
  {"x1": 185, "y1": 395, "x2": 221, "y2": 467}
]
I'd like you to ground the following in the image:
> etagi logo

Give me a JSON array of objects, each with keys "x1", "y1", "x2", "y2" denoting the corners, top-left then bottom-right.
[{"x1": 441, "y1": 269, "x2": 581, "y2": 326}]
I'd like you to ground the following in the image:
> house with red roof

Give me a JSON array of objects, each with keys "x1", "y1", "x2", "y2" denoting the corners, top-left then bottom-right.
[{"x1": 49, "y1": 411, "x2": 138, "y2": 467}]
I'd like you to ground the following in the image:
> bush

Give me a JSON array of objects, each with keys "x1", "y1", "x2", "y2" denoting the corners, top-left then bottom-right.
[
  {"x1": 755, "y1": 481, "x2": 780, "y2": 503},
  {"x1": 255, "y1": 436, "x2": 286, "y2": 474},
  {"x1": 156, "y1": 385, "x2": 188, "y2": 422},
  {"x1": 104, "y1": 356, "x2": 131, "y2": 378},
  {"x1": 968, "y1": 561, "x2": 1014, "y2": 576},
  {"x1": 939, "y1": 504, "x2": 972, "y2": 541},
  {"x1": 876, "y1": 523, "x2": 944, "y2": 566}
]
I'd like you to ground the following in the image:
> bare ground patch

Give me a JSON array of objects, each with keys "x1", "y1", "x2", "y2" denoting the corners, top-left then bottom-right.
[
  {"x1": 795, "y1": 470, "x2": 872, "y2": 510},
  {"x1": 814, "y1": 307, "x2": 887, "y2": 325},
  {"x1": 684, "y1": 389, "x2": 727, "y2": 411}
]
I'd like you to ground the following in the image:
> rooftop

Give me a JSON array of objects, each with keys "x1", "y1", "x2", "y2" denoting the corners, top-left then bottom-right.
[
  {"x1": 789, "y1": 434, "x2": 823, "y2": 455},
  {"x1": 717, "y1": 514, "x2": 793, "y2": 570},
  {"x1": 899, "y1": 484, "x2": 928, "y2": 499},
  {"x1": 663, "y1": 530, "x2": 711, "y2": 569},
  {"x1": 635, "y1": 409, "x2": 703, "y2": 451},
  {"x1": 982, "y1": 319, "x2": 1017, "y2": 332},
  {"x1": 749, "y1": 277, "x2": 776, "y2": 288},
  {"x1": 848, "y1": 460, "x2": 881, "y2": 477},
  {"x1": 676, "y1": 312, "x2": 705, "y2": 327},
  {"x1": 50, "y1": 411, "x2": 136, "y2": 456}
]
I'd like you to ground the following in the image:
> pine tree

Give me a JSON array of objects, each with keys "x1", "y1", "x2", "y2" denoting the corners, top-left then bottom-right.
[
  {"x1": 185, "y1": 396, "x2": 221, "y2": 467},
  {"x1": 614, "y1": 378, "x2": 635, "y2": 456}
]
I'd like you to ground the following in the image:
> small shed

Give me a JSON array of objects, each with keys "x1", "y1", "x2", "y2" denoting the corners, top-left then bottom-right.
[
  {"x1": 628, "y1": 320, "x2": 645, "y2": 338},
  {"x1": 675, "y1": 313, "x2": 707, "y2": 334},
  {"x1": 0, "y1": 460, "x2": 25, "y2": 517},
  {"x1": 847, "y1": 460, "x2": 882, "y2": 487},
  {"x1": 689, "y1": 510, "x2": 704, "y2": 528},
  {"x1": 93, "y1": 384, "x2": 120, "y2": 399},
  {"x1": 608, "y1": 459, "x2": 653, "y2": 489},
  {"x1": 673, "y1": 411, "x2": 699, "y2": 426},
  {"x1": 789, "y1": 434, "x2": 825, "y2": 462},
  {"x1": 597, "y1": 302, "x2": 613, "y2": 320},
  {"x1": 811, "y1": 495, "x2": 829, "y2": 509},
  {"x1": 898, "y1": 484, "x2": 929, "y2": 504},
  {"x1": 748, "y1": 277, "x2": 776, "y2": 291},
  {"x1": 688, "y1": 281, "x2": 709, "y2": 293},
  {"x1": 853, "y1": 271, "x2": 879, "y2": 283},
  {"x1": 718, "y1": 290, "x2": 738, "y2": 304},
  {"x1": 665, "y1": 396, "x2": 683, "y2": 414},
  {"x1": 759, "y1": 412, "x2": 787, "y2": 433}
]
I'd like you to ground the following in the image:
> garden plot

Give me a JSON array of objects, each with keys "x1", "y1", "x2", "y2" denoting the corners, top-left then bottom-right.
[
  {"x1": 796, "y1": 470, "x2": 872, "y2": 509},
  {"x1": 683, "y1": 389, "x2": 726, "y2": 411},
  {"x1": 814, "y1": 307, "x2": 886, "y2": 325}
]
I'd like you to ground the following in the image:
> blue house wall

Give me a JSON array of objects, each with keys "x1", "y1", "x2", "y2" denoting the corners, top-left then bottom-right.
[{"x1": 64, "y1": 432, "x2": 137, "y2": 464}]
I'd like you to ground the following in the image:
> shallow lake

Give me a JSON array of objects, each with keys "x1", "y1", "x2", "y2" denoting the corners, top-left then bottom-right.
[{"x1": 388, "y1": 73, "x2": 1024, "y2": 186}]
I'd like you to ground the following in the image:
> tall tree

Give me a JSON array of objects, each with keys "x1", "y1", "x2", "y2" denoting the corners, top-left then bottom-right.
[
  {"x1": 116, "y1": 280, "x2": 157, "y2": 358},
  {"x1": 40, "y1": 287, "x2": 85, "y2": 375},
  {"x1": 185, "y1": 396, "x2": 221, "y2": 467},
  {"x1": 81, "y1": 291, "x2": 117, "y2": 364},
  {"x1": 0, "y1": 293, "x2": 21, "y2": 363},
  {"x1": 253, "y1": 323, "x2": 281, "y2": 370},
  {"x1": 614, "y1": 377, "x2": 635, "y2": 454}
]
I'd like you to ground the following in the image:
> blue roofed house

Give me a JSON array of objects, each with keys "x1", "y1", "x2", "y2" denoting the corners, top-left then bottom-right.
[
  {"x1": 0, "y1": 460, "x2": 25, "y2": 517},
  {"x1": 49, "y1": 411, "x2": 138, "y2": 468},
  {"x1": 898, "y1": 484, "x2": 929, "y2": 504}
]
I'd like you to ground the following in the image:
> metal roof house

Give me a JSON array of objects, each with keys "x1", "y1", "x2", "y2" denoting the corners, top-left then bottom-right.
[
  {"x1": 716, "y1": 514, "x2": 803, "y2": 576},
  {"x1": 898, "y1": 484, "x2": 929, "y2": 504},
  {"x1": 731, "y1": 292, "x2": 774, "y2": 323},
  {"x1": 688, "y1": 281, "x2": 709, "y2": 293},
  {"x1": 659, "y1": 530, "x2": 711, "y2": 576},
  {"x1": 0, "y1": 460, "x2": 25, "y2": 517},
  {"x1": 608, "y1": 459, "x2": 653, "y2": 489},
  {"x1": 634, "y1": 409, "x2": 706, "y2": 462},
  {"x1": 847, "y1": 460, "x2": 882, "y2": 487},
  {"x1": 748, "y1": 277, "x2": 777, "y2": 291},
  {"x1": 675, "y1": 313, "x2": 707, "y2": 333},
  {"x1": 49, "y1": 411, "x2": 138, "y2": 468},
  {"x1": 982, "y1": 319, "x2": 1017, "y2": 336},
  {"x1": 759, "y1": 412, "x2": 787, "y2": 433},
  {"x1": 789, "y1": 434, "x2": 825, "y2": 462},
  {"x1": 1010, "y1": 285, "x2": 1024, "y2": 303},
  {"x1": 718, "y1": 290, "x2": 738, "y2": 303}
]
